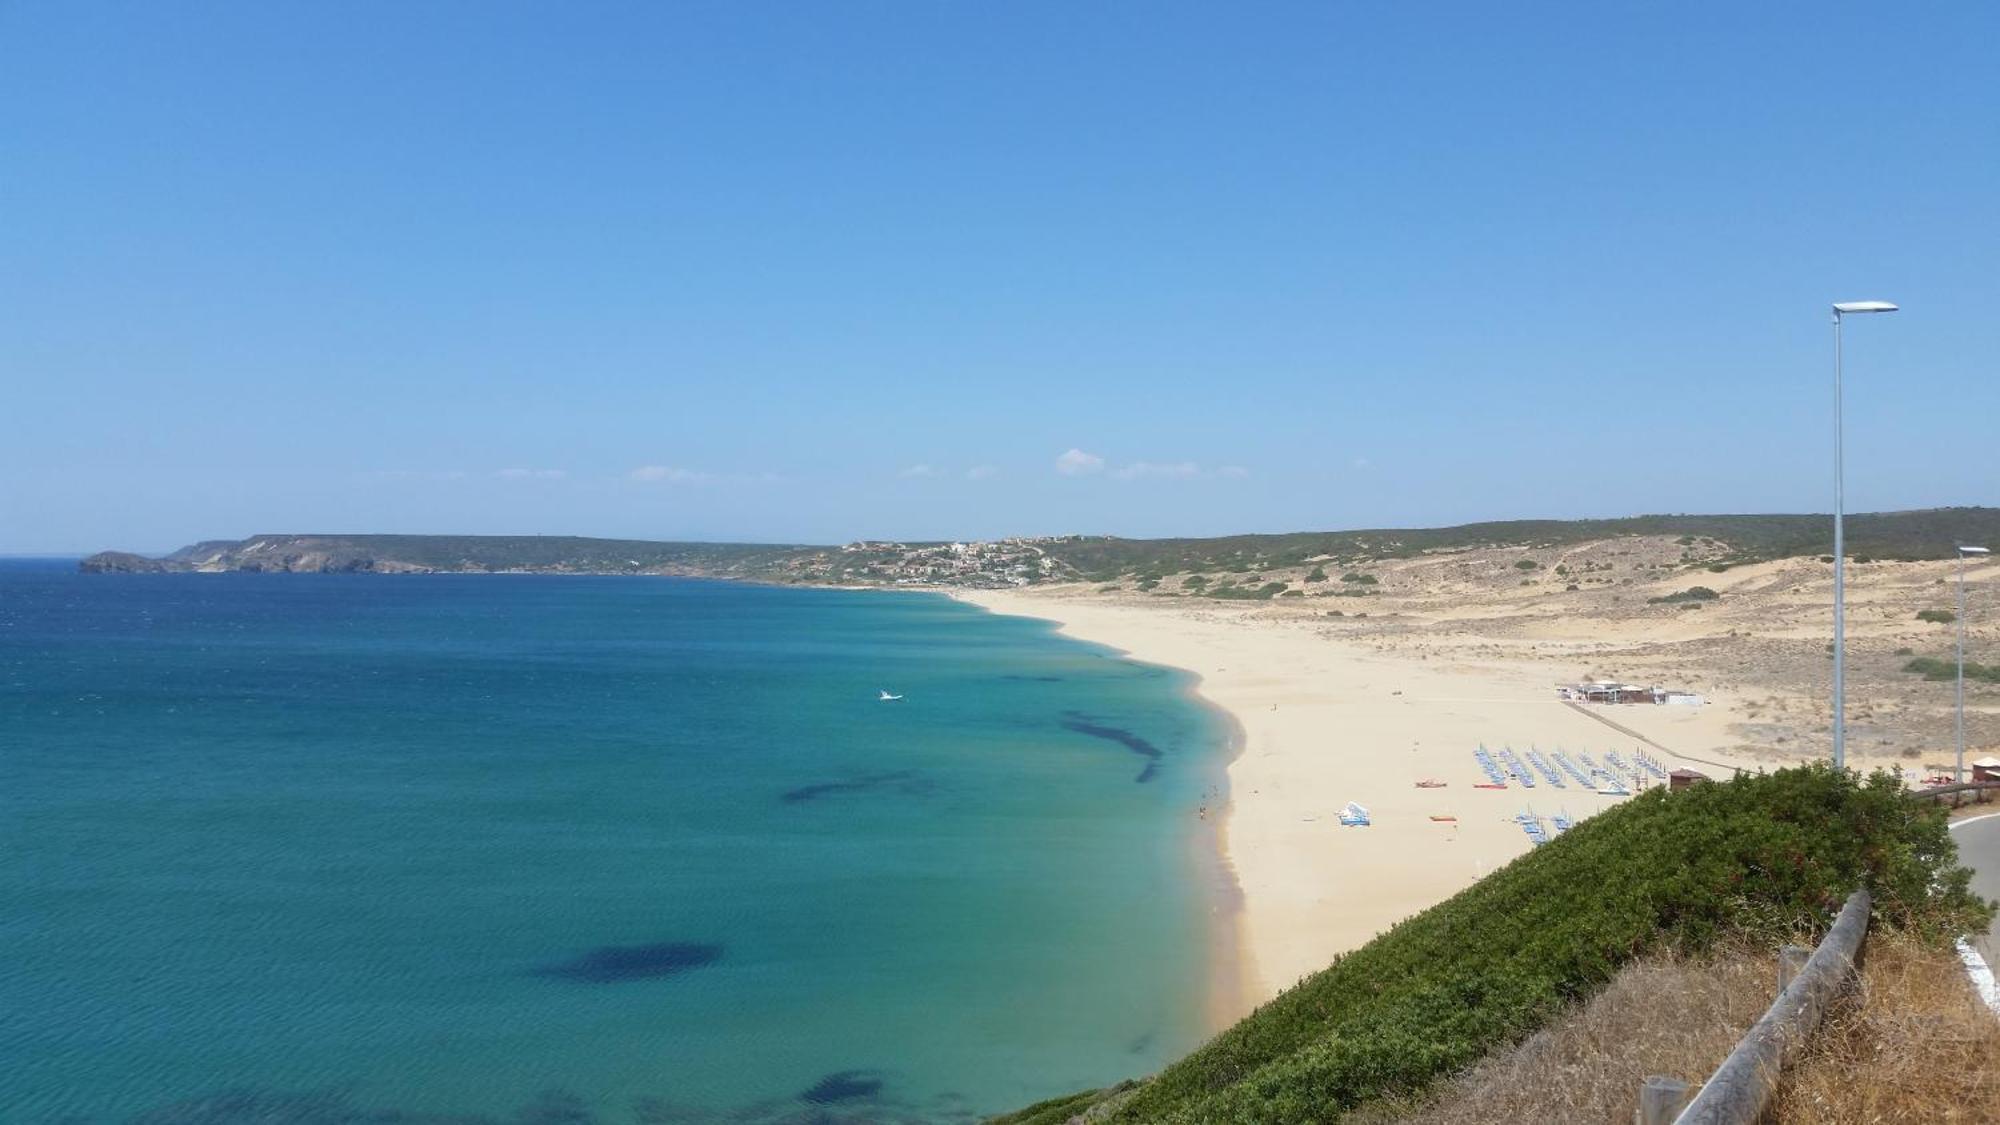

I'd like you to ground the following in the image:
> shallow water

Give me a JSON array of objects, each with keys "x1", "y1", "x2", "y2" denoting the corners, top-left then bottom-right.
[{"x1": 0, "y1": 563, "x2": 1226, "y2": 1123}]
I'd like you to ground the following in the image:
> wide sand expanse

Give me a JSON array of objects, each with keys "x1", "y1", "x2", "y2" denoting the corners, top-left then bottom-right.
[{"x1": 953, "y1": 588, "x2": 1776, "y2": 1021}]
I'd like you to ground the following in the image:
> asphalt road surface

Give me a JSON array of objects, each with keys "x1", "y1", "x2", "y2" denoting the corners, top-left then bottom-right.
[{"x1": 1954, "y1": 812, "x2": 2000, "y2": 967}]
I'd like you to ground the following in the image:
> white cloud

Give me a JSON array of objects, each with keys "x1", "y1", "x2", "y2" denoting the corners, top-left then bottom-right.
[
  {"x1": 361, "y1": 469, "x2": 470, "y2": 482},
  {"x1": 1114, "y1": 460, "x2": 1202, "y2": 481},
  {"x1": 629, "y1": 465, "x2": 711, "y2": 484},
  {"x1": 899, "y1": 464, "x2": 938, "y2": 478},
  {"x1": 1352, "y1": 456, "x2": 1372, "y2": 471},
  {"x1": 965, "y1": 464, "x2": 1000, "y2": 480},
  {"x1": 496, "y1": 468, "x2": 567, "y2": 480},
  {"x1": 1054, "y1": 448, "x2": 1105, "y2": 476},
  {"x1": 1219, "y1": 465, "x2": 1251, "y2": 479}
]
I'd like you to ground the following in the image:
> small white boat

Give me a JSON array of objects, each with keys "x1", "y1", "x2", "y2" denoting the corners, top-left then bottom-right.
[{"x1": 879, "y1": 690, "x2": 904, "y2": 702}]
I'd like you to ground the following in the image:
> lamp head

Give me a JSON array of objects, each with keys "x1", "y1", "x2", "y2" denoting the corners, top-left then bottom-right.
[
  {"x1": 1959, "y1": 545, "x2": 1992, "y2": 556},
  {"x1": 1832, "y1": 301, "x2": 1899, "y2": 315}
]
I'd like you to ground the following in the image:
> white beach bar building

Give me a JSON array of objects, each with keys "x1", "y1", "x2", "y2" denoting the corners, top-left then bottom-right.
[{"x1": 1557, "y1": 681, "x2": 1704, "y2": 706}]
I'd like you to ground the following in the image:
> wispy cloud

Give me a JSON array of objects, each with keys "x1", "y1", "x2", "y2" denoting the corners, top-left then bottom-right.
[
  {"x1": 1054, "y1": 448, "x2": 1105, "y2": 476},
  {"x1": 496, "y1": 468, "x2": 567, "y2": 480},
  {"x1": 360, "y1": 469, "x2": 470, "y2": 482},
  {"x1": 629, "y1": 465, "x2": 784, "y2": 486},
  {"x1": 1113, "y1": 460, "x2": 1202, "y2": 481},
  {"x1": 965, "y1": 464, "x2": 1000, "y2": 480},
  {"x1": 629, "y1": 465, "x2": 712, "y2": 484},
  {"x1": 899, "y1": 464, "x2": 938, "y2": 478},
  {"x1": 1352, "y1": 456, "x2": 1371, "y2": 471},
  {"x1": 1094, "y1": 461, "x2": 1253, "y2": 481}
]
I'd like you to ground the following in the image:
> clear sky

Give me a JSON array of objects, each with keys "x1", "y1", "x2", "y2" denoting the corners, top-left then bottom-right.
[{"x1": 4, "y1": 3, "x2": 1996, "y2": 553}]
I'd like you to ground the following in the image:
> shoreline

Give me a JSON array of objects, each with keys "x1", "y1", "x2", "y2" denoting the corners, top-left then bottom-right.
[
  {"x1": 952, "y1": 587, "x2": 1780, "y2": 1023},
  {"x1": 947, "y1": 589, "x2": 1256, "y2": 1027}
]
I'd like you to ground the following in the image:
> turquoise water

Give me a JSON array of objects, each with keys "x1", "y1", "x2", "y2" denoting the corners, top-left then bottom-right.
[{"x1": 0, "y1": 562, "x2": 1227, "y2": 1123}]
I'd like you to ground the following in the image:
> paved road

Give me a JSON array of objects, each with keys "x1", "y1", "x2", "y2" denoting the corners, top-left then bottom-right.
[{"x1": 1953, "y1": 813, "x2": 2000, "y2": 966}]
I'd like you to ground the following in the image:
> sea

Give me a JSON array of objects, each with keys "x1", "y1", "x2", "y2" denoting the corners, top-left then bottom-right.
[{"x1": 0, "y1": 560, "x2": 1230, "y2": 1124}]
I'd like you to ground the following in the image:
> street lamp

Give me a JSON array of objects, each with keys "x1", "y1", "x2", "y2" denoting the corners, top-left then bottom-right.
[
  {"x1": 1830, "y1": 300, "x2": 1898, "y2": 771},
  {"x1": 1958, "y1": 544, "x2": 1990, "y2": 783}
]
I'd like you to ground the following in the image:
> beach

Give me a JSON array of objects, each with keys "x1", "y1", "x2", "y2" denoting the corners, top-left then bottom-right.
[{"x1": 953, "y1": 586, "x2": 1811, "y2": 1018}]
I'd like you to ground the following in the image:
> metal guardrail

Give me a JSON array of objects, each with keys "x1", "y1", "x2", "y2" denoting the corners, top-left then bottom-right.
[
  {"x1": 1666, "y1": 888, "x2": 1872, "y2": 1125},
  {"x1": 1915, "y1": 780, "x2": 2000, "y2": 801}
]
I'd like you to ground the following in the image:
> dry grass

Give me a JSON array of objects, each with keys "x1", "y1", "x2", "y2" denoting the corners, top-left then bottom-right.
[
  {"x1": 1361, "y1": 946, "x2": 1773, "y2": 1124},
  {"x1": 1357, "y1": 936, "x2": 2000, "y2": 1125},
  {"x1": 1771, "y1": 933, "x2": 2000, "y2": 1124}
]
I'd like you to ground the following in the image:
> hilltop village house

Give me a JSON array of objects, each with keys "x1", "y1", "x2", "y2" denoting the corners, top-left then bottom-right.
[{"x1": 1558, "y1": 681, "x2": 1705, "y2": 706}]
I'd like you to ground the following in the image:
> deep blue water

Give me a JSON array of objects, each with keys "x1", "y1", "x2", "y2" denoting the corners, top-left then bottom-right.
[{"x1": 0, "y1": 561, "x2": 1226, "y2": 1124}]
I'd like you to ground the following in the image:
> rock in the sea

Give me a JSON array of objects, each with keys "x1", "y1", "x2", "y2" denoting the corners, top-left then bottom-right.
[{"x1": 78, "y1": 551, "x2": 182, "y2": 574}]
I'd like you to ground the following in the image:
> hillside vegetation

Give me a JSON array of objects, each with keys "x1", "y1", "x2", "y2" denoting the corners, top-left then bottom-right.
[
  {"x1": 993, "y1": 766, "x2": 1989, "y2": 1124},
  {"x1": 1041, "y1": 508, "x2": 2000, "y2": 583},
  {"x1": 78, "y1": 508, "x2": 2000, "y2": 586}
]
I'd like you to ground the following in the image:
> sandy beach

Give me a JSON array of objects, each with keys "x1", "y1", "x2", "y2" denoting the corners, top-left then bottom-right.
[{"x1": 952, "y1": 578, "x2": 1930, "y2": 1021}]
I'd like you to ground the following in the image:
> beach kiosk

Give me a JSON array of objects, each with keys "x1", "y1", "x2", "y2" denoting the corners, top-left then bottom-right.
[
  {"x1": 1972, "y1": 756, "x2": 2000, "y2": 784},
  {"x1": 1668, "y1": 769, "x2": 1710, "y2": 792}
]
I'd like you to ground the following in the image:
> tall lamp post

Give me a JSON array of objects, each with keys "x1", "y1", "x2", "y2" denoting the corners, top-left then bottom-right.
[
  {"x1": 1830, "y1": 300, "x2": 1897, "y2": 771},
  {"x1": 1958, "y1": 544, "x2": 1990, "y2": 783}
]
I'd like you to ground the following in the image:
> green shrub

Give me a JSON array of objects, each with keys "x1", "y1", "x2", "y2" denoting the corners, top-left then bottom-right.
[
  {"x1": 1210, "y1": 581, "x2": 1289, "y2": 601},
  {"x1": 1917, "y1": 609, "x2": 1955, "y2": 624},
  {"x1": 1341, "y1": 572, "x2": 1378, "y2": 585},
  {"x1": 1083, "y1": 766, "x2": 1987, "y2": 1123},
  {"x1": 1182, "y1": 575, "x2": 1209, "y2": 588},
  {"x1": 1278, "y1": 589, "x2": 1305, "y2": 598},
  {"x1": 1515, "y1": 559, "x2": 1540, "y2": 570},
  {"x1": 1904, "y1": 656, "x2": 2000, "y2": 684},
  {"x1": 1135, "y1": 578, "x2": 1160, "y2": 591},
  {"x1": 1305, "y1": 567, "x2": 1329, "y2": 583},
  {"x1": 1649, "y1": 586, "x2": 1720, "y2": 604},
  {"x1": 990, "y1": 1083, "x2": 1138, "y2": 1125}
]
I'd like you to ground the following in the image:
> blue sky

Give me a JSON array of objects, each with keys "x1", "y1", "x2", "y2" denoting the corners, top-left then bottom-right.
[{"x1": 4, "y1": 3, "x2": 1996, "y2": 552}]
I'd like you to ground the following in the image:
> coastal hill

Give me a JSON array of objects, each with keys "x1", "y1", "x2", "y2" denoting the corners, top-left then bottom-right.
[
  {"x1": 78, "y1": 534, "x2": 821, "y2": 577},
  {"x1": 77, "y1": 507, "x2": 2000, "y2": 585}
]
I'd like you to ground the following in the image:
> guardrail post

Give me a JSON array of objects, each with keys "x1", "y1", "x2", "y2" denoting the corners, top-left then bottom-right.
[
  {"x1": 1674, "y1": 889, "x2": 1871, "y2": 1125},
  {"x1": 1637, "y1": 1075, "x2": 1694, "y2": 1125},
  {"x1": 1777, "y1": 945, "x2": 1810, "y2": 992}
]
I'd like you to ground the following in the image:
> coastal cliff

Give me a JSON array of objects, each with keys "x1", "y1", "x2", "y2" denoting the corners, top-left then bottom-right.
[
  {"x1": 78, "y1": 535, "x2": 819, "y2": 578},
  {"x1": 77, "y1": 532, "x2": 1078, "y2": 586}
]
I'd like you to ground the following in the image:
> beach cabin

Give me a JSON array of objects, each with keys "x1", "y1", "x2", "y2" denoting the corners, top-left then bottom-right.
[
  {"x1": 1972, "y1": 756, "x2": 2000, "y2": 783},
  {"x1": 1668, "y1": 769, "x2": 1710, "y2": 792}
]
